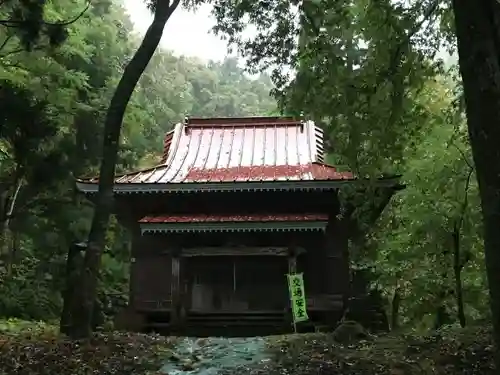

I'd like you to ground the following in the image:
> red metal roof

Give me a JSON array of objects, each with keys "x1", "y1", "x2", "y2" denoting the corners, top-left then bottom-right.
[
  {"x1": 139, "y1": 213, "x2": 329, "y2": 223},
  {"x1": 80, "y1": 116, "x2": 353, "y2": 184}
]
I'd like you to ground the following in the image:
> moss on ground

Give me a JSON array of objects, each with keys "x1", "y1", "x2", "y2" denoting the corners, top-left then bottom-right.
[
  {"x1": 0, "y1": 319, "x2": 494, "y2": 375},
  {"x1": 0, "y1": 319, "x2": 176, "y2": 375},
  {"x1": 259, "y1": 324, "x2": 495, "y2": 375}
]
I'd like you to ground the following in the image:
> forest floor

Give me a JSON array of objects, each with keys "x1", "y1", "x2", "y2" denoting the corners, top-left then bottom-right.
[{"x1": 0, "y1": 319, "x2": 494, "y2": 375}]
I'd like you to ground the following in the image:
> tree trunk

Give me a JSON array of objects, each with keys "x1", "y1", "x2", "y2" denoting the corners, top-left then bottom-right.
[
  {"x1": 0, "y1": 179, "x2": 22, "y2": 272},
  {"x1": 434, "y1": 303, "x2": 452, "y2": 330},
  {"x1": 452, "y1": 0, "x2": 500, "y2": 366},
  {"x1": 7, "y1": 218, "x2": 20, "y2": 277},
  {"x1": 67, "y1": 0, "x2": 181, "y2": 339},
  {"x1": 60, "y1": 242, "x2": 85, "y2": 335},
  {"x1": 390, "y1": 287, "x2": 401, "y2": 331},
  {"x1": 452, "y1": 224, "x2": 466, "y2": 328},
  {"x1": 452, "y1": 166, "x2": 473, "y2": 328},
  {"x1": 0, "y1": 184, "x2": 7, "y2": 223}
]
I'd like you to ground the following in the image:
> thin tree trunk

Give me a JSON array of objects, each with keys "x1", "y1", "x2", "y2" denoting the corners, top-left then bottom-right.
[
  {"x1": 60, "y1": 242, "x2": 84, "y2": 335},
  {"x1": 434, "y1": 302, "x2": 452, "y2": 330},
  {"x1": 67, "y1": 0, "x2": 181, "y2": 339},
  {"x1": 390, "y1": 287, "x2": 401, "y2": 331},
  {"x1": 452, "y1": 224, "x2": 466, "y2": 327},
  {"x1": 452, "y1": 166, "x2": 473, "y2": 328},
  {"x1": 0, "y1": 184, "x2": 6, "y2": 223},
  {"x1": 452, "y1": 0, "x2": 500, "y2": 367},
  {"x1": 7, "y1": 218, "x2": 19, "y2": 277},
  {"x1": 60, "y1": 95, "x2": 95, "y2": 332},
  {"x1": 0, "y1": 179, "x2": 22, "y2": 272}
]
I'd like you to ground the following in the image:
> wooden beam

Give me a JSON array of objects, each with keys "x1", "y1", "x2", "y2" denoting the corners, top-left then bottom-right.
[
  {"x1": 307, "y1": 294, "x2": 343, "y2": 310},
  {"x1": 176, "y1": 246, "x2": 306, "y2": 257}
]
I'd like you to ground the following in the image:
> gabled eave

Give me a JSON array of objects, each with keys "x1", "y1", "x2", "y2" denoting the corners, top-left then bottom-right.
[{"x1": 75, "y1": 175, "x2": 403, "y2": 195}]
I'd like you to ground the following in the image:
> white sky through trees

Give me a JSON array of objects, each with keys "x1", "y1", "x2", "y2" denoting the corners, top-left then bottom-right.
[
  {"x1": 122, "y1": 1, "x2": 456, "y2": 71},
  {"x1": 123, "y1": 1, "x2": 230, "y2": 62}
]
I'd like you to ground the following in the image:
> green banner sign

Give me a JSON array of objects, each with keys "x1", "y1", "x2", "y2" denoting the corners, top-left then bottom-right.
[{"x1": 287, "y1": 273, "x2": 309, "y2": 323}]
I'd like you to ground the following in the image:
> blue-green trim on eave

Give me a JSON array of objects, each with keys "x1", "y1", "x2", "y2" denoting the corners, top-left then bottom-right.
[
  {"x1": 139, "y1": 220, "x2": 328, "y2": 234},
  {"x1": 76, "y1": 176, "x2": 402, "y2": 195}
]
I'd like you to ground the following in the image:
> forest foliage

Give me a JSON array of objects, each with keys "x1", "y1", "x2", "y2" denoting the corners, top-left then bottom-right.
[
  {"x1": 202, "y1": 0, "x2": 488, "y2": 331},
  {"x1": 0, "y1": 0, "x2": 491, "y2": 337},
  {"x1": 0, "y1": 0, "x2": 276, "y2": 324}
]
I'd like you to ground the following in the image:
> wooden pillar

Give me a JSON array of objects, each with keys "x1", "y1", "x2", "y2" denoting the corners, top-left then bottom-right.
[
  {"x1": 340, "y1": 216, "x2": 353, "y2": 315},
  {"x1": 128, "y1": 234, "x2": 140, "y2": 308},
  {"x1": 288, "y1": 246, "x2": 297, "y2": 274},
  {"x1": 170, "y1": 247, "x2": 181, "y2": 329},
  {"x1": 287, "y1": 245, "x2": 298, "y2": 331},
  {"x1": 115, "y1": 210, "x2": 140, "y2": 309}
]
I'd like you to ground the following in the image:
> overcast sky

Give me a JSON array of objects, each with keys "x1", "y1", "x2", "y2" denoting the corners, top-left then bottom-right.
[
  {"x1": 123, "y1": 1, "x2": 230, "y2": 62},
  {"x1": 122, "y1": 1, "x2": 456, "y2": 68}
]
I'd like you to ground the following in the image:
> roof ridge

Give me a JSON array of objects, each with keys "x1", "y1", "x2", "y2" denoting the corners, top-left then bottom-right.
[
  {"x1": 160, "y1": 129, "x2": 175, "y2": 164},
  {"x1": 185, "y1": 116, "x2": 302, "y2": 128},
  {"x1": 139, "y1": 213, "x2": 329, "y2": 223}
]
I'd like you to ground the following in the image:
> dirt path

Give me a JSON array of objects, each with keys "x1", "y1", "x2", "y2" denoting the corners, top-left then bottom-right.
[{"x1": 160, "y1": 336, "x2": 272, "y2": 375}]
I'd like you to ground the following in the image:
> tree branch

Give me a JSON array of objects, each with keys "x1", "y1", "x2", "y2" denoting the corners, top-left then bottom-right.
[
  {"x1": 449, "y1": 142, "x2": 474, "y2": 169},
  {"x1": 300, "y1": 2, "x2": 321, "y2": 36},
  {"x1": 0, "y1": 2, "x2": 90, "y2": 28},
  {"x1": 55, "y1": 2, "x2": 91, "y2": 26},
  {"x1": 457, "y1": 166, "x2": 474, "y2": 231},
  {"x1": 0, "y1": 62, "x2": 35, "y2": 73},
  {"x1": 165, "y1": 0, "x2": 181, "y2": 19},
  {"x1": 375, "y1": 0, "x2": 440, "y2": 88},
  {"x1": 0, "y1": 45, "x2": 45, "y2": 58},
  {"x1": 0, "y1": 147, "x2": 10, "y2": 159},
  {"x1": 0, "y1": 34, "x2": 12, "y2": 53},
  {"x1": 0, "y1": 195, "x2": 75, "y2": 223}
]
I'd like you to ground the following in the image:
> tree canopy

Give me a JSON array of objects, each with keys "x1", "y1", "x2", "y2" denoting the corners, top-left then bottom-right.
[
  {"x1": 196, "y1": 0, "x2": 497, "y2": 341},
  {"x1": 0, "y1": 0, "x2": 498, "y2": 366},
  {"x1": 0, "y1": 0, "x2": 276, "y2": 323}
]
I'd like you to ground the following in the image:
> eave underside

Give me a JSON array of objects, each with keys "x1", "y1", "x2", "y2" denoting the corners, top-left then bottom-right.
[
  {"x1": 139, "y1": 220, "x2": 328, "y2": 234},
  {"x1": 76, "y1": 177, "x2": 402, "y2": 195}
]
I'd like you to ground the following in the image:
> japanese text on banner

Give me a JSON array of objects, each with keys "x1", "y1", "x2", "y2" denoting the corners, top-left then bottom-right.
[{"x1": 287, "y1": 273, "x2": 309, "y2": 323}]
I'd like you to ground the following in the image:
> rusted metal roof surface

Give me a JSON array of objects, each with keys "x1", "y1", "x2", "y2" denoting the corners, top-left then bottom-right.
[
  {"x1": 139, "y1": 213, "x2": 328, "y2": 223},
  {"x1": 79, "y1": 116, "x2": 353, "y2": 185}
]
